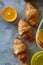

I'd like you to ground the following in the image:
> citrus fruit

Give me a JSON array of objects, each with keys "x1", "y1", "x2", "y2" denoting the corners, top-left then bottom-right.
[
  {"x1": 31, "y1": 51, "x2": 43, "y2": 65},
  {"x1": 1, "y1": 6, "x2": 17, "y2": 22}
]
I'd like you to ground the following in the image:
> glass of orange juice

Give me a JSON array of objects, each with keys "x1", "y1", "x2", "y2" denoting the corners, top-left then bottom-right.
[{"x1": 36, "y1": 19, "x2": 43, "y2": 49}]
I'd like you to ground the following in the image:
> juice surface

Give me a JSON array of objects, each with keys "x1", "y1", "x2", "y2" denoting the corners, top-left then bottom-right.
[{"x1": 37, "y1": 29, "x2": 43, "y2": 42}]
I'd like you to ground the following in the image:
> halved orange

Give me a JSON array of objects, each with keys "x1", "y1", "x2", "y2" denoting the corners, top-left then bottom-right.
[{"x1": 1, "y1": 6, "x2": 17, "y2": 22}]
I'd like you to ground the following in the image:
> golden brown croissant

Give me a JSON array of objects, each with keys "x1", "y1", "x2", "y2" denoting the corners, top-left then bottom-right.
[
  {"x1": 25, "y1": 3, "x2": 39, "y2": 28},
  {"x1": 13, "y1": 37, "x2": 26, "y2": 63},
  {"x1": 18, "y1": 19, "x2": 34, "y2": 42}
]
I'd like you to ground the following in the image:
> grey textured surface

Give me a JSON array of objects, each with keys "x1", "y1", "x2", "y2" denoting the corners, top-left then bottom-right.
[{"x1": 0, "y1": 0, "x2": 43, "y2": 65}]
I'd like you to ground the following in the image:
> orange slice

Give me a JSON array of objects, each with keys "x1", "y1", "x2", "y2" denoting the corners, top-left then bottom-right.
[{"x1": 1, "y1": 6, "x2": 17, "y2": 22}]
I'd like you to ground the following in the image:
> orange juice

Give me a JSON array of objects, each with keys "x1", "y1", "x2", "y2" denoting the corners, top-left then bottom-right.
[{"x1": 36, "y1": 29, "x2": 43, "y2": 48}]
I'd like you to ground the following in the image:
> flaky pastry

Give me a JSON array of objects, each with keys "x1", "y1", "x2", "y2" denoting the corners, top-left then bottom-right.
[
  {"x1": 18, "y1": 19, "x2": 34, "y2": 42},
  {"x1": 13, "y1": 37, "x2": 26, "y2": 62},
  {"x1": 25, "y1": 3, "x2": 39, "y2": 28}
]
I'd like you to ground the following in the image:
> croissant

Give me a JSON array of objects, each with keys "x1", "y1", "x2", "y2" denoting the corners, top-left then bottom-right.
[
  {"x1": 13, "y1": 37, "x2": 26, "y2": 63},
  {"x1": 18, "y1": 19, "x2": 34, "y2": 42},
  {"x1": 25, "y1": 3, "x2": 39, "y2": 28}
]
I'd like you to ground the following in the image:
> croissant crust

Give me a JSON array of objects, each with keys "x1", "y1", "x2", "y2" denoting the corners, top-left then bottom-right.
[
  {"x1": 13, "y1": 37, "x2": 26, "y2": 62},
  {"x1": 25, "y1": 3, "x2": 39, "y2": 27},
  {"x1": 18, "y1": 19, "x2": 34, "y2": 42}
]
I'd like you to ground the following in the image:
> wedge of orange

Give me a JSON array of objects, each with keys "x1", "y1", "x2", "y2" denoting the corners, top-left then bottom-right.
[{"x1": 1, "y1": 6, "x2": 17, "y2": 22}]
